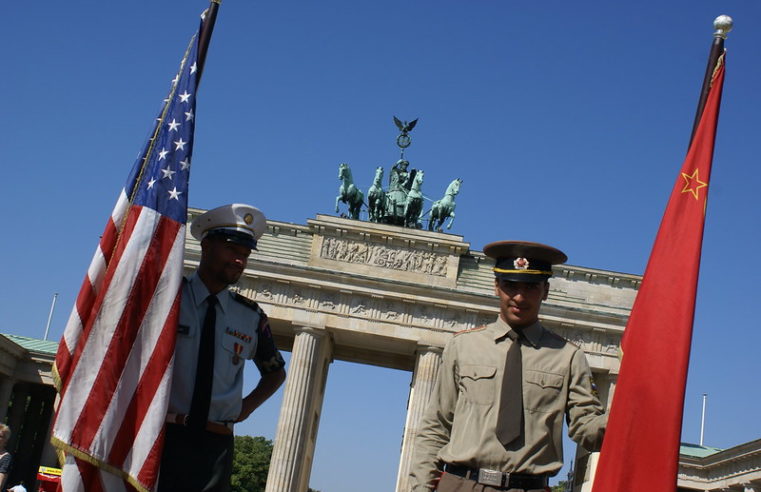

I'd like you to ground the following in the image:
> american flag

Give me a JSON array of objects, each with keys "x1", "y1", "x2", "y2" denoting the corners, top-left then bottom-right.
[{"x1": 51, "y1": 15, "x2": 202, "y2": 492}]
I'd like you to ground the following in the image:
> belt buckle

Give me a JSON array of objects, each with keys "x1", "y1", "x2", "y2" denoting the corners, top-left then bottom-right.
[{"x1": 477, "y1": 468, "x2": 504, "y2": 487}]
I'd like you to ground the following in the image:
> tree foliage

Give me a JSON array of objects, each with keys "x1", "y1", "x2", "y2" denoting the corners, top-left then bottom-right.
[
  {"x1": 551, "y1": 480, "x2": 569, "y2": 492},
  {"x1": 231, "y1": 435, "x2": 273, "y2": 492},
  {"x1": 230, "y1": 435, "x2": 322, "y2": 492}
]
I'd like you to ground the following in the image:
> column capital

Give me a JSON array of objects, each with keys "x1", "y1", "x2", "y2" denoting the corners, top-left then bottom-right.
[
  {"x1": 291, "y1": 324, "x2": 327, "y2": 336},
  {"x1": 415, "y1": 343, "x2": 443, "y2": 356}
]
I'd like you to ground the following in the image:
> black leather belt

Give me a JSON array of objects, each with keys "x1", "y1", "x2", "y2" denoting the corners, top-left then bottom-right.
[
  {"x1": 166, "y1": 413, "x2": 234, "y2": 435},
  {"x1": 443, "y1": 464, "x2": 548, "y2": 490}
]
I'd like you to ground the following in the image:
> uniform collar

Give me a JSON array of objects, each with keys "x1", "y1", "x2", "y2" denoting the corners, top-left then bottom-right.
[
  {"x1": 188, "y1": 272, "x2": 231, "y2": 313},
  {"x1": 491, "y1": 316, "x2": 543, "y2": 348}
]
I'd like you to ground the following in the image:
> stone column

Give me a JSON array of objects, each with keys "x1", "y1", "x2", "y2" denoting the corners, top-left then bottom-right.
[
  {"x1": 39, "y1": 392, "x2": 62, "y2": 467},
  {"x1": 602, "y1": 372, "x2": 617, "y2": 410},
  {"x1": 266, "y1": 327, "x2": 332, "y2": 492},
  {"x1": 591, "y1": 371, "x2": 616, "y2": 411},
  {"x1": 0, "y1": 376, "x2": 17, "y2": 422},
  {"x1": 573, "y1": 370, "x2": 615, "y2": 492},
  {"x1": 6, "y1": 382, "x2": 30, "y2": 448},
  {"x1": 395, "y1": 344, "x2": 443, "y2": 492}
]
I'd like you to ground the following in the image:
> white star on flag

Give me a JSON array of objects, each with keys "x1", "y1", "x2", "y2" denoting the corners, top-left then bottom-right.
[
  {"x1": 168, "y1": 187, "x2": 182, "y2": 200},
  {"x1": 161, "y1": 166, "x2": 176, "y2": 179},
  {"x1": 167, "y1": 119, "x2": 180, "y2": 131},
  {"x1": 179, "y1": 91, "x2": 191, "y2": 103},
  {"x1": 174, "y1": 138, "x2": 186, "y2": 151},
  {"x1": 147, "y1": 177, "x2": 157, "y2": 189},
  {"x1": 190, "y1": 62, "x2": 197, "y2": 74},
  {"x1": 180, "y1": 158, "x2": 191, "y2": 170},
  {"x1": 158, "y1": 148, "x2": 169, "y2": 160},
  {"x1": 185, "y1": 109, "x2": 194, "y2": 122}
]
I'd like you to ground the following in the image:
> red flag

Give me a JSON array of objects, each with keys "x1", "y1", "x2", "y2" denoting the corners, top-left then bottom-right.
[
  {"x1": 51, "y1": 17, "x2": 204, "y2": 492},
  {"x1": 592, "y1": 54, "x2": 725, "y2": 492}
]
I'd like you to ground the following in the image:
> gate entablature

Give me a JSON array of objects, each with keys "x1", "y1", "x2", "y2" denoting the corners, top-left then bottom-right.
[{"x1": 308, "y1": 214, "x2": 470, "y2": 290}]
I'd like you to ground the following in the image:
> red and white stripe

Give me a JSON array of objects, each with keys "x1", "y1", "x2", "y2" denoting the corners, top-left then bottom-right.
[
  {"x1": 56, "y1": 191, "x2": 130, "y2": 386},
  {"x1": 53, "y1": 199, "x2": 184, "y2": 492}
]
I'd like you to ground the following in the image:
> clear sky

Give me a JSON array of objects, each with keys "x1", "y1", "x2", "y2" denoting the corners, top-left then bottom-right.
[{"x1": 3, "y1": 1, "x2": 761, "y2": 491}]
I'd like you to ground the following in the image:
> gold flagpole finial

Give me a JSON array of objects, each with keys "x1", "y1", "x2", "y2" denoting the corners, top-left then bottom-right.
[{"x1": 713, "y1": 15, "x2": 733, "y2": 39}]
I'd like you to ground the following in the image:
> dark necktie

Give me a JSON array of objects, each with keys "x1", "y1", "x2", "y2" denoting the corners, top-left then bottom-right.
[
  {"x1": 188, "y1": 294, "x2": 217, "y2": 430},
  {"x1": 496, "y1": 329, "x2": 523, "y2": 446}
]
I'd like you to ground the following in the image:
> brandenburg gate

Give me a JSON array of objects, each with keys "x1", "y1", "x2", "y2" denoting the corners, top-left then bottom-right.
[{"x1": 184, "y1": 208, "x2": 637, "y2": 492}]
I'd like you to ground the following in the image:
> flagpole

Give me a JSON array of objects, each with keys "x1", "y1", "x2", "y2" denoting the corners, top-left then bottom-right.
[
  {"x1": 590, "y1": 15, "x2": 728, "y2": 492},
  {"x1": 53, "y1": 7, "x2": 217, "y2": 490},
  {"x1": 700, "y1": 393, "x2": 707, "y2": 446},
  {"x1": 197, "y1": 0, "x2": 221, "y2": 85},
  {"x1": 689, "y1": 15, "x2": 732, "y2": 145}
]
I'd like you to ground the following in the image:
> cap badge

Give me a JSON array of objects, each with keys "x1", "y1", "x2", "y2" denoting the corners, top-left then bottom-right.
[
  {"x1": 244, "y1": 213, "x2": 254, "y2": 225},
  {"x1": 514, "y1": 257, "x2": 529, "y2": 270}
]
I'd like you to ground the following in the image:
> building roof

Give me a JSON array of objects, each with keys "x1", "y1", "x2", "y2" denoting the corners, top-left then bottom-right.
[
  {"x1": 679, "y1": 442, "x2": 723, "y2": 458},
  {"x1": 1, "y1": 333, "x2": 58, "y2": 356}
]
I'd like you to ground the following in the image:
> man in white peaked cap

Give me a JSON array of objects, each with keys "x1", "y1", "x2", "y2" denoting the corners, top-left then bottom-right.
[{"x1": 159, "y1": 204, "x2": 286, "y2": 492}]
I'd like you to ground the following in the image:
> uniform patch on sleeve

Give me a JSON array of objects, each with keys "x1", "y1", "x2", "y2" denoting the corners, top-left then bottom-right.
[{"x1": 257, "y1": 354, "x2": 286, "y2": 373}]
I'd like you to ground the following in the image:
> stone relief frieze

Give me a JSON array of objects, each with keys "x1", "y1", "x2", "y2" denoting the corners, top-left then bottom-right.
[
  {"x1": 291, "y1": 293, "x2": 306, "y2": 306},
  {"x1": 443, "y1": 313, "x2": 462, "y2": 328},
  {"x1": 350, "y1": 301, "x2": 369, "y2": 316},
  {"x1": 246, "y1": 279, "x2": 506, "y2": 333},
  {"x1": 256, "y1": 287, "x2": 273, "y2": 300},
  {"x1": 319, "y1": 297, "x2": 337, "y2": 311},
  {"x1": 415, "y1": 305, "x2": 436, "y2": 327},
  {"x1": 476, "y1": 313, "x2": 497, "y2": 328},
  {"x1": 604, "y1": 336, "x2": 619, "y2": 354},
  {"x1": 320, "y1": 237, "x2": 449, "y2": 277},
  {"x1": 551, "y1": 327, "x2": 622, "y2": 356},
  {"x1": 380, "y1": 300, "x2": 402, "y2": 321}
]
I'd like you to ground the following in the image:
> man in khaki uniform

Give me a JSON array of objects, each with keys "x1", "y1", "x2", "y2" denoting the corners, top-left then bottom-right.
[{"x1": 410, "y1": 241, "x2": 606, "y2": 491}]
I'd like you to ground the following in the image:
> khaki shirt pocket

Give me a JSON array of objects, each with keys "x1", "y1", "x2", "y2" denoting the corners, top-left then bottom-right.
[
  {"x1": 525, "y1": 370, "x2": 564, "y2": 412},
  {"x1": 459, "y1": 364, "x2": 497, "y2": 405}
]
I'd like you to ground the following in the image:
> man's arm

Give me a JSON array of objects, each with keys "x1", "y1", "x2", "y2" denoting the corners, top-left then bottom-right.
[
  {"x1": 237, "y1": 308, "x2": 287, "y2": 423},
  {"x1": 566, "y1": 348, "x2": 607, "y2": 451},
  {"x1": 410, "y1": 342, "x2": 458, "y2": 491},
  {"x1": 237, "y1": 367, "x2": 286, "y2": 422}
]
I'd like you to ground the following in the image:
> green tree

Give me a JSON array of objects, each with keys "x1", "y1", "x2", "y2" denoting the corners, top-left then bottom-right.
[
  {"x1": 231, "y1": 435, "x2": 273, "y2": 492},
  {"x1": 230, "y1": 436, "x2": 322, "y2": 492},
  {"x1": 551, "y1": 480, "x2": 569, "y2": 492}
]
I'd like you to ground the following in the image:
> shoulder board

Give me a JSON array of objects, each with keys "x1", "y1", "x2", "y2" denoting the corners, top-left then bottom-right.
[
  {"x1": 232, "y1": 292, "x2": 262, "y2": 312},
  {"x1": 453, "y1": 325, "x2": 487, "y2": 337},
  {"x1": 543, "y1": 328, "x2": 575, "y2": 347}
]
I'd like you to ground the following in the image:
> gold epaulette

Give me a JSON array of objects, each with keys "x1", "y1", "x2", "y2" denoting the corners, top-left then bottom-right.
[
  {"x1": 453, "y1": 325, "x2": 487, "y2": 337},
  {"x1": 232, "y1": 292, "x2": 262, "y2": 312}
]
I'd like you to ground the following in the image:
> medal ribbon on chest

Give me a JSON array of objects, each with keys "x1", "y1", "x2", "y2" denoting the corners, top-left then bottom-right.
[{"x1": 232, "y1": 342, "x2": 244, "y2": 365}]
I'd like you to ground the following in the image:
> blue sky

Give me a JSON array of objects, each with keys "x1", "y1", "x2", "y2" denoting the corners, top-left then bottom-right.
[{"x1": 3, "y1": 1, "x2": 761, "y2": 491}]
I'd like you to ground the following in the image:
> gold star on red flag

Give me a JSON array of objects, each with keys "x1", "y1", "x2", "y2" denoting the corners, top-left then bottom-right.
[{"x1": 680, "y1": 169, "x2": 708, "y2": 200}]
